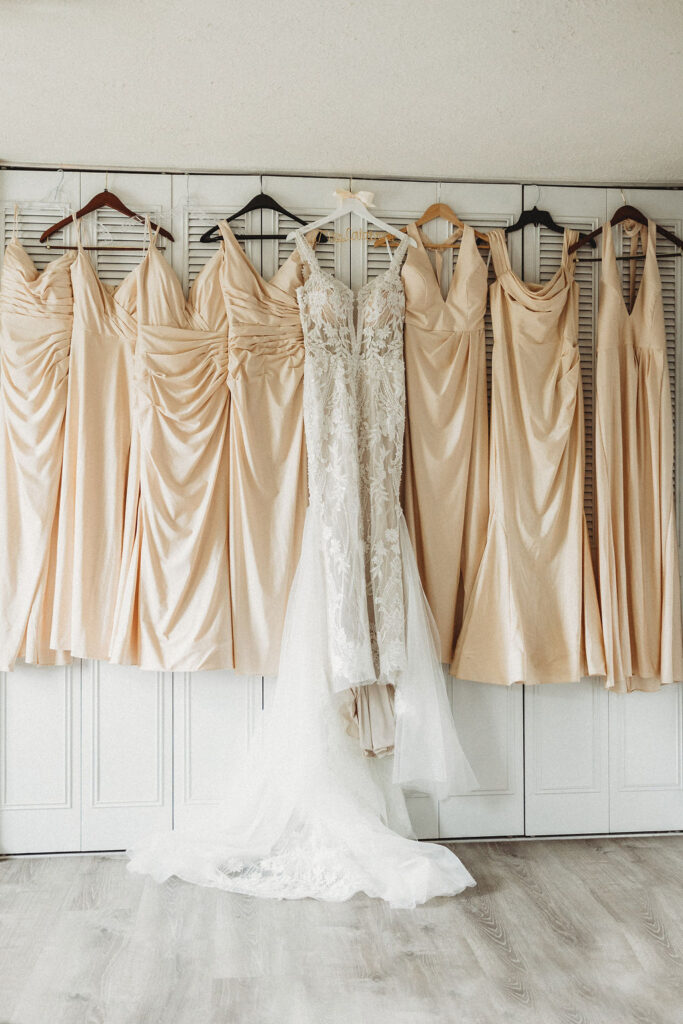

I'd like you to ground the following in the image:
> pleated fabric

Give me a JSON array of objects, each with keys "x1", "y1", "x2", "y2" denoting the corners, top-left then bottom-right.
[
  {"x1": 51, "y1": 236, "x2": 137, "y2": 660},
  {"x1": 219, "y1": 222, "x2": 309, "y2": 677},
  {"x1": 0, "y1": 239, "x2": 75, "y2": 670},
  {"x1": 451, "y1": 229, "x2": 605, "y2": 685},
  {"x1": 595, "y1": 219, "x2": 683, "y2": 692},
  {"x1": 401, "y1": 222, "x2": 489, "y2": 663},
  {"x1": 110, "y1": 229, "x2": 232, "y2": 671}
]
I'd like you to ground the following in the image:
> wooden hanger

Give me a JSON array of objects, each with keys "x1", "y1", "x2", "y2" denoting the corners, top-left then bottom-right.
[
  {"x1": 568, "y1": 204, "x2": 683, "y2": 255},
  {"x1": 39, "y1": 188, "x2": 174, "y2": 249},
  {"x1": 373, "y1": 202, "x2": 488, "y2": 249}
]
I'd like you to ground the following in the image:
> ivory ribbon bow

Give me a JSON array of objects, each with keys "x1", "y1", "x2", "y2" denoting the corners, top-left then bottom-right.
[{"x1": 334, "y1": 188, "x2": 376, "y2": 208}]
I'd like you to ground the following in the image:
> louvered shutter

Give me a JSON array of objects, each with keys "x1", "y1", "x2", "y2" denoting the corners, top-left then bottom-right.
[
  {"x1": 92, "y1": 207, "x2": 162, "y2": 286},
  {"x1": 274, "y1": 213, "x2": 337, "y2": 274},
  {"x1": 537, "y1": 221, "x2": 599, "y2": 542},
  {"x1": 185, "y1": 209, "x2": 247, "y2": 286},
  {"x1": 2, "y1": 204, "x2": 71, "y2": 270}
]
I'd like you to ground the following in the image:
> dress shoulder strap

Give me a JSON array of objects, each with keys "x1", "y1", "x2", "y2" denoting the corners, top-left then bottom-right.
[
  {"x1": 294, "y1": 229, "x2": 320, "y2": 273},
  {"x1": 388, "y1": 235, "x2": 410, "y2": 274},
  {"x1": 562, "y1": 229, "x2": 580, "y2": 274},
  {"x1": 487, "y1": 228, "x2": 510, "y2": 278}
]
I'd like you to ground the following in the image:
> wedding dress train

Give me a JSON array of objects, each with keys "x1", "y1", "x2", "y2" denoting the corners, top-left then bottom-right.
[{"x1": 127, "y1": 231, "x2": 476, "y2": 907}]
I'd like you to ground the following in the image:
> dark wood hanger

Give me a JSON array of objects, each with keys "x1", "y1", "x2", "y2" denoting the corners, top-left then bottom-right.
[
  {"x1": 374, "y1": 202, "x2": 489, "y2": 249},
  {"x1": 506, "y1": 206, "x2": 597, "y2": 248},
  {"x1": 39, "y1": 188, "x2": 174, "y2": 248},
  {"x1": 568, "y1": 204, "x2": 683, "y2": 255},
  {"x1": 200, "y1": 192, "x2": 327, "y2": 243}
]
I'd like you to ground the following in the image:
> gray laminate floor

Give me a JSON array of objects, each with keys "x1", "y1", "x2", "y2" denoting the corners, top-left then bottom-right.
[{"x1": 1, "y1": 836, "x2": 682, "y2": 1024}]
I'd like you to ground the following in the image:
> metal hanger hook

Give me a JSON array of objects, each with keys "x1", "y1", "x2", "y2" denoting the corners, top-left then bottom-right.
[
  {"x1": 531, "y1": 183, "x2": 541, "y2": 208},
  {"x1": 620, "y1": 188, "x2": 627, "y2": 205}
]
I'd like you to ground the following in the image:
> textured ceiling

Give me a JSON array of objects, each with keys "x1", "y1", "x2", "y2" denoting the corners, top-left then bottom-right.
[{"x1": 0, "y1": 0, "x2": 681, "y2": 183}]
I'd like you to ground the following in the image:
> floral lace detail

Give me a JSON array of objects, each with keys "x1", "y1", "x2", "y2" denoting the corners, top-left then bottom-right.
[{"x1": 294, "y1": 230, "x2": 409, "y2": 687}]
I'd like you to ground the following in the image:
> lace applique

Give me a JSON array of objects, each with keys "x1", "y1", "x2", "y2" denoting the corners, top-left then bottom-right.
[{"x1": 294, "y1": 231, "x2": 409, "y2": 687}]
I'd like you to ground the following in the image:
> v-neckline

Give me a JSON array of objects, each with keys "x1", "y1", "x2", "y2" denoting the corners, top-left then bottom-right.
[
  {"x1": 605, "y1": 219, "x2": 653, "y2": 321},
  {"x1": 411, "y1": 223, "x2": 463, "y2": 304},
  {"x1": 220, "y1": 220, "x2": 302, "y2": 292},
  {"x1": 296, "y1": 229, "x2": 408, "y2": 306},
  {"x1": 409, "y1": 222, "x2": 486, "y2": 306}
]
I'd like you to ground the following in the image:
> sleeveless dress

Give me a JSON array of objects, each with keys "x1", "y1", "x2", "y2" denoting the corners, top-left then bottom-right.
[
  {"x1": 0, "y1": 233, "x2": 75, "y2": 670},
  {"x1": 595, "y1": 219, "x2": 683, "y2": 692},
  {"x1": 401, "y1": 222, "x2": 489, "y2": 663},
  {"x1": 219, "y1": 221, "x2": 309, "y2": 677},
  {"x1": 126, "y1": 228, "x2": 476, "y2": 907},
  {"x1": 110, "y1": 224, "x2": 232, "y2": 671},
  {"x1": 51, "y1": 222, "x2": 138, "y2": 660},
  {"x1": 451, "y1": 229, "x2": 605, "y2": 685}
]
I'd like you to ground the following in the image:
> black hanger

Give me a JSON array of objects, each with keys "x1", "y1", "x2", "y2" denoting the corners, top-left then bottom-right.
[
  {"x1": 568, "y1": 204, "x2": 683, "y2": 255},
  {"x1": 200, "y1": 192, "x2": 327, "y2": 243},
  {"x1": 506, "y1": 206, "x2": 596, "y2": 248}
]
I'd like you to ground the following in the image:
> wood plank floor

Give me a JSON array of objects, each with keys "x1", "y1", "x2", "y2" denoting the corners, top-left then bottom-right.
[{"x1": 1, "y1": 837, "x2": 682, "y2": 1024}]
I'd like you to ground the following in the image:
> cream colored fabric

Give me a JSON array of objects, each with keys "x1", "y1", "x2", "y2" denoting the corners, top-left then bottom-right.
[
  {"x1": 111, "y1": 228, "x2": 232, "y2": 671},
  {"x1": 0, "y1": 239, "x2": 75, "y2": 670},
  {"x1": 595, "y1": 220, "x2": 683, "y2": 692},
  {"x1": 451, "y1": 228, "x2": 605, "y2": 685},
  {"x1": 219, "y1": 222, "x2": 309, "y2": 677},
  {"x1": 51, "y1": 233, "x2": 137, "y2": 660},
  {"x1": 401, "y1": 222, "x2": 489, "y2": 663}
]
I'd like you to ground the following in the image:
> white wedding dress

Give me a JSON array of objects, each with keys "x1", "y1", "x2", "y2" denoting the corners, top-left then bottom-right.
[{"x1": 127, "y1": 232, "x2": 476, "y2": 908}]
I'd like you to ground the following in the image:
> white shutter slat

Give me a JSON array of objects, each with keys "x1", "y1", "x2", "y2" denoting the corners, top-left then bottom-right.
[
  {"x1": 275, "y1": 214, "x2": 337, "y2": 274},
  {"x1": 93, "y1": 208, "x2": 163, "y2": 286},
  {"x1": 3, "y1": 205, "x2": 71, "y2": 271},
  {"x1": 185, "y1": 209, "x2": 247, "y2": 286}
]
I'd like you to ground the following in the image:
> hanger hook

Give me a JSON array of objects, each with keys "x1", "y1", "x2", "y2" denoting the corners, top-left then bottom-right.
[
  {"x1": 532, "y1": 184, "x2": 541, "y2": 208},
  {"x1": 105, "y1": 169, "x2": 109, "y2": 192},
  {"x1": 620, "y1": 187, "x2": 627, "y2": 206}
]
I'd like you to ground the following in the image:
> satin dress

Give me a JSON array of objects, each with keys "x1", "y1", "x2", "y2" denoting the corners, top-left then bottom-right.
[
  {"x1": 401, "y1": 222, "x2": 489, "y2": 663},
  {"x1": 218, "y1": 222, "x2": 309, "y2": 677},
  {"x1": 0, "y1": 235, "x2": 75, "y2": 670},
  {"x1": 451, "y1": 228, "x2": 605, "y2": 685},
  {"x1": 51, "y1": 226, "x2": 137, "y2": 660},
  {"x1": 110, "y1": 225, "x2": 232, "y2": 671},
  {"x1": 595, "y1": 219, "x2": 683, "y2": 691}
]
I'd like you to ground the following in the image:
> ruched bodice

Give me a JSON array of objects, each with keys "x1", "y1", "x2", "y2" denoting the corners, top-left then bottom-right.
[
  {"x1": 111, "y1": 233, "x2": 232, "y2": 671},
  {"x1": 0, "y1": 240, "x2": 75, "y2": 669},
  {"x1": 219, "y1": 222, "x2": 309, "y2": 676}
]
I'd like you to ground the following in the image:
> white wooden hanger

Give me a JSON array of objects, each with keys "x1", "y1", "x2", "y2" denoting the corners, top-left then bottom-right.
[{"x1": 286, "y1": 189, "x2": 417, "y2": 247}]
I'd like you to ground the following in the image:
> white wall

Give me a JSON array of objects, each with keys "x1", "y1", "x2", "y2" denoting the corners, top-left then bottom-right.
[{"x1": 0, "y1": 0, "x2": 681, "y2": 184}]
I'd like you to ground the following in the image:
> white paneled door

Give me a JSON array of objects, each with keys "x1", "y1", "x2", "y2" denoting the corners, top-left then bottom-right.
[{"x1": 1, "y1": 170, "x2": 682, "y2": 853}]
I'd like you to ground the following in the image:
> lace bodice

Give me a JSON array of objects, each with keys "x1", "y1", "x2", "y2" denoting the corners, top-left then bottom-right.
[{"x1": 295, "y1": 230, "x2": 409, "y2": 687}]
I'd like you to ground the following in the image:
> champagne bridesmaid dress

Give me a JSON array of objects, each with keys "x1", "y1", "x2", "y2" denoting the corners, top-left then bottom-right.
[
  {"x1": 111, "y1": 223, "x2": 232, "y2": 671},
  {"x1": 451, "y1": 228, "x2": 605, "y2": 685},
  {"x1": 51, "y1": 222, "x2": 138, "y2": 660},
  {"x1": 595, "y1": 219, "x2": 683, "y2": 691},
  {"x1": 218, "y1": 222, "x2": 309, "y2": 677},
  {"x1": 401, "y1": 221, "x2": 489, "y2": 663},
  {"x1": 0, "y1": 227, "x2": 75, "y2": 670}
]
